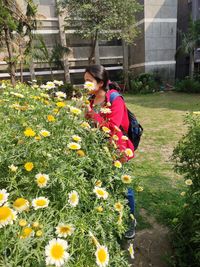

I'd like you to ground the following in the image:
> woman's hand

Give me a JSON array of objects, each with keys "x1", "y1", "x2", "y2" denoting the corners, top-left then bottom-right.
[{"x1": 85, "y1": 105, "x2": 96, "y2": 120}]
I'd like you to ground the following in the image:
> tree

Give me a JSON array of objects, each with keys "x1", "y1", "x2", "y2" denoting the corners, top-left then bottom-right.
[
  {"x1": 32, "y1": 35, "x2": 70, "y2": 80},
  {"x1": 176, "y1": 19, "x2": 200, "y2": 78},
  {"x1": 0, "y1": 0, "x2": 37, "y2": 86},
  {"x1": 59, "y1": 0, "x2": 142, "y2": 65}
]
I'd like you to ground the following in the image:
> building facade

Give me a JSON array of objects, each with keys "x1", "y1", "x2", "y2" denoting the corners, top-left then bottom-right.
[
  {"x1": 129, "y1": 0, "x2": 178, "y2": 83},
  {"x1": 176, "y1": 0, "x2": 200, "y2": 79}
]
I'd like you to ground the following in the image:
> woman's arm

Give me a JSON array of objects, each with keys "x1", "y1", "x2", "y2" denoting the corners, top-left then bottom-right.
[{"x1": 86, "y1": 97, "x2": 124, "y2": 129}]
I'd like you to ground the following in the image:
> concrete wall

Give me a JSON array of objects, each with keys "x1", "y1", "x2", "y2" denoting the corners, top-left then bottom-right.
[{"x1": 129, "y1": 0, "x2": 178, "y2": 83}]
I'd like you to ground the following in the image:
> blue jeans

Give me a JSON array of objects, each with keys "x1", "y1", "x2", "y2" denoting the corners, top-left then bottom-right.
[{"x1": 127, "y1": 188, "x2": 135, "y2": 214}]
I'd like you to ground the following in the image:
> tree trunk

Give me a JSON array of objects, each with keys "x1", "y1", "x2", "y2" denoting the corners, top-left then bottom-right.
[
  {"x1": 88, "y1": 30, "x2": 99, "y2": 65},
  {"x1": 189, "y1": 51, "x2": 194, "y2": 78},
  {"x1": 57, "y1": 5, "x2": 71, "y2": 83},
  {"x1": 29, "y1": 59, "x2": 36, "y2": 80},
  {"x1": 4, "y1": 26, "x2": 16, "y2": 86},
  {"x1": 19, "y1": 41, "x2": 23, "y2": 83},
  {"x1": 122, "y1": 40, "x2": 129, "y2": 91}
]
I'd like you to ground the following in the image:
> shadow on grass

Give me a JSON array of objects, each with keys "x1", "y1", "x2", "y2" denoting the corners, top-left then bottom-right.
[
  {"x1": 134, "y1": 174, "x2": 184, "y2": 229},
  {"x1": 124, "y1": 91, "x2": 200, "y2": 112}
]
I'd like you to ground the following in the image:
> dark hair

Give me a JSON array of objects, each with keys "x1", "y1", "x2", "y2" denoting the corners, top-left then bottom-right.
[{"x1": 85, "y1": 65, "x2": 109, "y2": 90}]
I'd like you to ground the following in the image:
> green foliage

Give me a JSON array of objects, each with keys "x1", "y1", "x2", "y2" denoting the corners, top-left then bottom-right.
[
  {"x1": 129, "y1": 73, "x2": 161, "y2": 94},
  {"x1": 175, "y1": 78, "x2": 200, "y2": 93},
  {"x1": 172, "y1": 113, "x2": 200, "y2": 267},
  {"x1": 59, "y1": 0, "x2": 142, "y2": 43}
]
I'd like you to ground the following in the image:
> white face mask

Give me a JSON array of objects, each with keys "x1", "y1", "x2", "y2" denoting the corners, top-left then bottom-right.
[{"x1": 84, "y1": 81, "x2": 96, "y2": 92}]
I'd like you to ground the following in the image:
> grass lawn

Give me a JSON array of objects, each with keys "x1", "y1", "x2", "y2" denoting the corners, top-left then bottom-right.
[{"x1": 124, "y1": 91, "x2": 200, "y2": 229}]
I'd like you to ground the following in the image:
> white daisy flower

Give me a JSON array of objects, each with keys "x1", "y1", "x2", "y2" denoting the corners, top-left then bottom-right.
[
  {"x1": 95, "y1": 245, "x2": 109, "y2": 267},
  {"x1": 56, "y1": 223, "x2": 75, "y2": 237},
  {"x1": 55, "y1": 91, "x2": 66, "y2": 99},
  {"x1": 32, "y1": 197, "x2": 49, "y2": 210},
  {"x1": 13, "y1": 198, "x2": 29, "y2": 212},
  {"x1": 0, "y1": 189, "x2": 9, "y2": 206},
  {"x1": 68, "y1": 191, "x2": 79, "y2": 207},
  {"x1": 93, "y1": 187, "x2": 109, "y2": 200},
  {"x1": 84, "y1": 81, "x2": 96, "y2": 91},
  {"x1": 45, "y1": 238, "x2": 69, "y2": 267},
  {"x1": 0, "y1": 206, "x2": 17, "y2": 228},
  {"x1": 35, "y1": 173, "x2": 49, "y2": 188}
]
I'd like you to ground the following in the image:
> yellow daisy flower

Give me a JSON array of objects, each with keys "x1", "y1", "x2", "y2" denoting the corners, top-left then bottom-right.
[
  {"x1": 95, "y1": 245, "x2": 109, "y2": 267},
  {"x1": 24, "y1": 128, "x2": 36, "y2": 137},
  {"x1": 0, "y1": 206, "x2": 17, "y2": 228},
  {"x1": 72, "y1": 135, "x2": 82, "y2": 142},
  {"x1": 24, "y1": 162, "x2": 34, "y2": 172},
  {"x1": 180, "y1": 191, "x2": 186, "y2": 196},
  {"x1": 125, "y1": 148, "x2": 133, "y2": 157},
  {"x1": 40, "y1": 129, "x2": 51, "y2": 137},
  {"x1": 47, "y1": 115, "x2": 56, "y2": 122},
  {"x1": 20, "y1": 226, "x2": 34, "y2": 239},
  {"x1": 56, "y1": 101, "x2": 66, "y2": 108},
  {"x1": 112, "y1": 135, "x2": 119, "y2": 141},
  {"x1": 96, "y1": 206, "x2": 104, "y2": 212},
  {"x1": 32, "y1": 221, "x2": 40, "y2": 228},
  {"x1": 35, "y1": 173, "x2": 49, "y2": 188},
  {"x1": 128, "y1": 243, "x2": 135, "y2": 259},
  {"x1": 19, "y1": 219, "x2": 27, "y2": 227},
  {"x1": 67, "y1": 142, "x2": 81, "y2": 150},
  {"x1": 136, "y1": 186, "x2": 144, "y2": 192},
  {"x1": 114, "y1": 202, "x2": 123, "y2": 212},
  {"x1": 84, "y1": 81, "x2": 96, "y2": 91},
  {"x1": 121, "y1": 174, "x2": 132, "y2": 184},
  {"x1": 95, "y1": 180, "x2": 102, "y2": 187},
  {"x1": 45, "y1": 238, "x2": 69, "y2": 267},
  {"x1": 100, "y1": 107, "x2": 111, "y2": 114},
  {"x1": 185, "y1": 179, "x2": 193, "y2": 186},
  {"x1": 76, "y1": 150, "x2": 85, "y2": 157},
  {"x1": 93, "y1": 187, "x2": 108, "y2": 200},
  {"x1": 70, "y1": 106, "x2": 82, "y2": 115},
  {"x1": 113, "y1": 160, "x2": 122, "y2": 168},
  {"x1": 13, "y1": 198, "x2": 29, "y2": 212},
  {"x1": 68, "y1": 191, "x2": 79, "y2": 207},
  {"x1": 8, "y1": 164, "x2": 18, "y2": 172},
  {"x1": 0, "y1": 189, "x2": 9, "y2": 206},
  {"x1": 56, "y1": 223, "x2": 75, "y2": 237},
  {"x1": 122, "y1": 135, "x2": 128, "y2": 140},
  {"x1": 80, "y1": 121, "x2": 91, "y2": 129},
  {"x1": 36, "y1": 230, "x2": 43, "y2": 237},
  {"x1": 89, "y1": 231, "x2": 100, "y2": 247},
  {"x1": 102, "y1": 126, "x2": 111, "y2": 134},
  {"x1": 32, "y1": 197, "x2": 49, "y2": 210}
]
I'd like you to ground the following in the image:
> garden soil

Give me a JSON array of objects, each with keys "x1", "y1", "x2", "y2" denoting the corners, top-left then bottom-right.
[{"x1": 127, "y1": 209, "x2": 173, "y2": 267}]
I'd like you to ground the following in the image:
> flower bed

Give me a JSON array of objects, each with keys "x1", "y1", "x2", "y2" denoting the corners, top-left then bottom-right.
[{"x1": 0, "y1": 81, "x2": 140, "y2": 266}]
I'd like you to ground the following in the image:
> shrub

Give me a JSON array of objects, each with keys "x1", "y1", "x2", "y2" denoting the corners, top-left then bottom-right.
[
  {"x1": 0, "y1": 81, "x2": 140, "y2": 266},
  {"x1": 129, "y1": 73, "x2": 161, "y2": 94},
  {"x1": 172, "y1": 113, "x2": 200, "y2": 267},
  {"x1": 175, "y1": 78, "x2": 200, "y2": 93}
]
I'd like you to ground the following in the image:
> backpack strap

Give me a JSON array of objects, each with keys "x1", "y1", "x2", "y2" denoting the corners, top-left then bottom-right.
[{"x1": 109, "y1": 91, "x2": 123, "y2": 104}]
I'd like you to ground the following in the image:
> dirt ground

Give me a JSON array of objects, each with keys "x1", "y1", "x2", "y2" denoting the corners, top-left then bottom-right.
[{"x1": 126, "y1": 209, "x2": 173, "y2": 267}]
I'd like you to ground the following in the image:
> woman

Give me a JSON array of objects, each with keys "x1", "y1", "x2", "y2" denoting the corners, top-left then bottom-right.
[
  {"x1": 84, "y1": 64, "x2": 134, "y2": 161},
  {"x1": 84, "y1": 65, "x2": 136, "y2": 239}
]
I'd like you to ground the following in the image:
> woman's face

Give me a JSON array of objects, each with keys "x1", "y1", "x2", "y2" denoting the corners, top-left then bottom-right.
[{"x1": 84, "y1": 72, "x2": 103, "y2": 94}]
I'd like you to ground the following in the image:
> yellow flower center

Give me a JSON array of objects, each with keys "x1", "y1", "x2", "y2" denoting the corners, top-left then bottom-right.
[
  {"x1": 0, "y1": 206, "x2": 12, "y2": 221},
  {"x1": 35, "y1": 199, "x2": 47, "y2": 206},
  {"x1": 51, "y1": 244, "x2": 64, "y2": 260},
  {"x1": 96, "y1": 189, "x2": 105, "y2": 196},
  {"x1": 60, "y1": 226, "x2": 71, "y2": 234},
  {"x1": 13, "y1": 198, "x2": 27, "y2": 207},
  {"x1": 22, "y1": 227, "x2": 33, "y2": 238},
  {"x1": 37, "y1": 176, "x2": 46, "y2": 184},
  {"x1": 70, "y1": 194, "x2": 77, "y2": 203},
  {"x1": 0, "y1": 193, "x2": 3, "y2": 201},
  {"x1": 97, "y1": 248, "x2": 107, "y2": 263}
]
